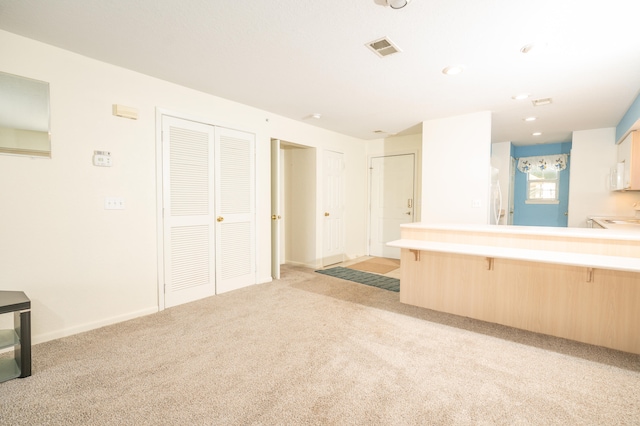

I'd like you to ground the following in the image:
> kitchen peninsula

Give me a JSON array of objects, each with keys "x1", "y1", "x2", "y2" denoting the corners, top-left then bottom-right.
[{"x1": 388, "y1": 223, "x2": 640, "y2": 354}]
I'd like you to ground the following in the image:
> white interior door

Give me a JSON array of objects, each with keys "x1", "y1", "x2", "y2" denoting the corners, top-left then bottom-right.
[
  {"x1": 369, "y1": 154, "x2": 415, "y2": 259},
  {"x1": 215, "y1": 127, "x2": 256, "y2": 293},
  {"x1": 322, "y1": 150, "x2": 345, "y2": 266},
  {"x1": 270, "y1": 139, "x2": 281, "y2": 280},
  {"x1": 162, "y1": 116, "x2": 215, "y2": 308}
]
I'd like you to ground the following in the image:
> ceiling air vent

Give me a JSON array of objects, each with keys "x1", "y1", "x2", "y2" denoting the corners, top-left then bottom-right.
[
  {"x1": 366, "y1": 37, "x2": 401, "y2": 58},
  {"x1": 532, "y1": 97, "x2": 553, "y2": 107}
]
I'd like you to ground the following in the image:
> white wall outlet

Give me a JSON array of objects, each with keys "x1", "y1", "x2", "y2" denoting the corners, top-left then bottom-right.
[
  {"x1": 471, "y1": 199, "x2": 482, "y2": 208},
  {"x1": 104, "y1": 197, "x2": 125, "y2": 210},
  {"x1": 93, "y1": 151, "x2": 112, "y2": 167}
]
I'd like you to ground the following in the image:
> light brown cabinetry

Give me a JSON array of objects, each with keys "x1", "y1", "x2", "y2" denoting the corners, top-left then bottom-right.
[{"x1": 392, "y1": 224, "x2": 640, "y2": 354}]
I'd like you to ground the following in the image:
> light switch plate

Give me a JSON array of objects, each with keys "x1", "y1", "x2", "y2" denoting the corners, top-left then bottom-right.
[{"x1": 104, "y1": 197, "x2": 125, "y2": 210}]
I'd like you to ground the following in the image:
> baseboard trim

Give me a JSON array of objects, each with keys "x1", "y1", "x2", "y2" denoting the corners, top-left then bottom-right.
[
  {"x1": 323, "y1": 254, "x2": 345, "y2": 267},
  {"x1": 284, "y1": 260, "x2": 316, "y2": 269},
  {"x1": 33, "y1": 306, "x2": 159, "y2": 345},
  {"x1": 258, "y1": 275, "x2": 273, "y2": 284}
]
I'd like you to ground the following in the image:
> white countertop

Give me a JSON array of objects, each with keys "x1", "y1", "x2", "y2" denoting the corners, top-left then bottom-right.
[
  {"x1": 589, "y1": 216, "x2": 640, "y2": 233},
  {"x1": 387, "y1": 239, "x2": 640, "y2": 272},
  {"x1": 400, "y1": 222, "x2": 640, "y2": 242}
]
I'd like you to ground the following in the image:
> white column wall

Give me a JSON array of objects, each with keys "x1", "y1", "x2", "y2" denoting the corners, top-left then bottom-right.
[{"x1": 422, "y1": 112, "x2": 492, "y2": 224}]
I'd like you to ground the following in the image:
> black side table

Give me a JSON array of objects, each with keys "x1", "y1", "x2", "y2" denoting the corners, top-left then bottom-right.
[{"x1": 0, "y1": 291, "x2": 31, "y2": 382}]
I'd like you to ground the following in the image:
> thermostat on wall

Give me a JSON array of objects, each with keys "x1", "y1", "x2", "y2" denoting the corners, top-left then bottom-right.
[{"x1": 93, "y1": 150, "x2": 112, "y2": 167}]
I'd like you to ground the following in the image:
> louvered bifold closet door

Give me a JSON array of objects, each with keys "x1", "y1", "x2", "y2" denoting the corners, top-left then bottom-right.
[
  {"x1": 162, "y1": 117, "x2": 216, "y2": 308},
  {"x1": 214, "y1": 127, "x2": 256, "y2": 293}
]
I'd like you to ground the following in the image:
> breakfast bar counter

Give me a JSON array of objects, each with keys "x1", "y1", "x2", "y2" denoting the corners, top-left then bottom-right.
[{"x1": 388, "y1": 223, "x2": 640, "y2": 354}]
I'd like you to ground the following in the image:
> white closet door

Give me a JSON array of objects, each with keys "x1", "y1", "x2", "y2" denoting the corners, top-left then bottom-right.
[
  {"x1": 215, "y1": 127, "x2": 256, "y2": 293},
  {"x1": 162, "y1": 116, "x2": 215, "y2": 308},
  {"x1": 322, "y1": 150, "x2": 345, "y2": 266}
]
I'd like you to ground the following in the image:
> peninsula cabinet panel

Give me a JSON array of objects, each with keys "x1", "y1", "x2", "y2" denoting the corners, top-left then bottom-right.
[{"x1": 399, "y1": 249, "x2": 640, "y2": 354}]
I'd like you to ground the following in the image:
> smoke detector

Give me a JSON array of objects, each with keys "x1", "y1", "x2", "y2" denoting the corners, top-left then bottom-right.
[{"x1": 366, "y1": 37, "x2": 402, "y2": 58}]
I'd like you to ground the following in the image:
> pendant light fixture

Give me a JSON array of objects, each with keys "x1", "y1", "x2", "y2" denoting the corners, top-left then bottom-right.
[{"x1": 386, "y1": 0, "x2": 412, "y2": 9}]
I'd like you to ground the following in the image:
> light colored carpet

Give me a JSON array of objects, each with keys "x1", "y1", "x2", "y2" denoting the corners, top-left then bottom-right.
[
  {"x1": 0, "y1": 265, "x2": 639, "y2": 425},
  {"x1": 346, "y1": 257, "x2": 400, "y2": 274}
]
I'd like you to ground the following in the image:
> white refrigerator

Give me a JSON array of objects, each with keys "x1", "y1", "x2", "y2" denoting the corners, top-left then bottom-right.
[{"x1": 489, "y1": 166, "x2": 503, "y2": 225}]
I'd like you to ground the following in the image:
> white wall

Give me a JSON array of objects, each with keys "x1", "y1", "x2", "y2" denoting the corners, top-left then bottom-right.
[
  {"x1": 569, "y1": 128, "x2": 640, "y2": 227},
  {"x1": 491, "y1": 141, "x2": 511, "y2": 225},
  {"x1": 422, "y1": 112, "x2": 492, "y2": 223},
  {"x1": 0, "y1": 30, "x2": 368, "y2": 344},
  {"x1": 284, "y1": 147, "x2": 317, "y2": 267}
]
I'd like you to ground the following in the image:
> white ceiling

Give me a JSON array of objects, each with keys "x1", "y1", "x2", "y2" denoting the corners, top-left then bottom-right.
[{"x1": 0, "y1": 0, "x2": 639, "y2": 144}]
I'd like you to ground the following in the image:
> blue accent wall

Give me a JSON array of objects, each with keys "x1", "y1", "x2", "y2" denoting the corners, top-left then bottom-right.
[
  {"x1": 512, "y1": 142, "x2": 572, "y2": 227},
  {"x1": 616, "y1": 91, "x2": 640, "y2": 142}
]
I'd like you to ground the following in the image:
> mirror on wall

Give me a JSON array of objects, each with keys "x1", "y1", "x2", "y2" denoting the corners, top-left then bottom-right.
[{"x1": 0, "y1": 71, "x2": 51, "y2": 158}]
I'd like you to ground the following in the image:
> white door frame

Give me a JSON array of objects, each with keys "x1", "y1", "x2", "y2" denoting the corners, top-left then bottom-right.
[
  {"x1": 270, "y1": 139, "x2": 281, "y2": 280},
  {"x1": 508, "y1": 156, "x2": 516, "y2": 225},
  {"x1": 367, "y1": 149, "x2": 419, "y2": 257}
]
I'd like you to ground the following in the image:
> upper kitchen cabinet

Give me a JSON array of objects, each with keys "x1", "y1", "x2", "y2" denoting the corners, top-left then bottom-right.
[{"x1": 617, "y1": 130, "x2": 640, "y2": 190}]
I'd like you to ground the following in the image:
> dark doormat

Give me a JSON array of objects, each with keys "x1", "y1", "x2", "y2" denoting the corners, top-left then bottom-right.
[{"x1": 315, "y1": 267, "x2": 399, "y2": 292}]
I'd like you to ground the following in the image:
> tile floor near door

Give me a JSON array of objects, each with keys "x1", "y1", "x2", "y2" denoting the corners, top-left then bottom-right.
[{"x1": 328, "y1": 256, "x2": 401, "y2": 279}]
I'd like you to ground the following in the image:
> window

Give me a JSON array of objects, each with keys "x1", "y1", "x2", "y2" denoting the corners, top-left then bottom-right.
[
  {"x1": 527, "y1": 168, "x2": 559, "y2": 203},
  {"x1": 517, "y1": 154, "x2": 567, "y2": 205}
]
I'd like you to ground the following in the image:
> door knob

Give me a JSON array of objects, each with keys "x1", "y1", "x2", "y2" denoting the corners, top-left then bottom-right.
[
  {"x1": 405, "y1": 211, "x2": 411, "y2": 215},
  {"x1": 564, "y1": 212, "x2": 568, "y2": 216},
  {"x1": 324, "y1": 212, "x2": 330, "y2": 217},
  {"x1": 271, "y1": 214, "x2": 281, "y2": 220},
  {"x1": 217, "y1": 216, "x2": 224, "y2": 222}
]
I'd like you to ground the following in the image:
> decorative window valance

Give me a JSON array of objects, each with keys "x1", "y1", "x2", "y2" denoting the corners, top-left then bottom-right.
[{"x1": 517, "y1": 154, "x2": 568, "y2": 173}]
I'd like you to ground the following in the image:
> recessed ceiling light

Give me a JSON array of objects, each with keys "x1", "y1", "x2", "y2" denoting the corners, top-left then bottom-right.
[
  {"x1": 532, "y1": 132, "x2": 542, "y2": 136},
  {"x1": 512, "y1": 93, "x2": 530, "y2": 100},
  {"x1": 523, "y1": 116, "x2": 537, "y2": 122},
  {"x1": 442, "y1": 66, "x2": 463, "y2": 76},
  {"x1": 311, "y1": 113, "x2": 322, "y2": 119},
  {"x1": 386, "y1": 0, "x2": 412, "y2": 9}
]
